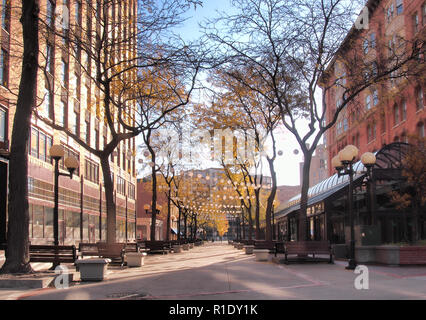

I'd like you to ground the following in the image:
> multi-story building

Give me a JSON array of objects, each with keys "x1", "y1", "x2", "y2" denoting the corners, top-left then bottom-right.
[
  {"x1": 324, "y1": 0, "x2": 425, "y2": 176},
  {"x1": 0, "y1": 0, "x2": 138, "y2": 245}
]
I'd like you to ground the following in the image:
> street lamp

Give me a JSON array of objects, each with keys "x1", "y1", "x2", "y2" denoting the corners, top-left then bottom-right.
[
  {"x1": 49, "y1": 144, "x2": 79, "y2": 269},
  {"x1": 332, "y1": 146, "x2": 377, "y2": 270},
  {"x1": 332, "y1": 145, "x2": 359, "y2": 270},
  {"x1": 361, "y1": 152, "x2": 377, "y2": 225}
]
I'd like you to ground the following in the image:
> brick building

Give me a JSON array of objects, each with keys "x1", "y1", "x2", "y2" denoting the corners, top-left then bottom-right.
[
  {"x1": 0, "y1": 1, "x2": 138, "y2": 245},
  {"x1": 324, "y1": 0, "x2": 425, "y2": 176}
]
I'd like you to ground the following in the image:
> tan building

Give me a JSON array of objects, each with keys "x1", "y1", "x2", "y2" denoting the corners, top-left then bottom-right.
[{"x1": 0, "y1": 0, "x2": 138, "y2": 244}]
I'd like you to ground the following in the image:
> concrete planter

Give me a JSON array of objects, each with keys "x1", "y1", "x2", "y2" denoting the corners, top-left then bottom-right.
[
  {"x1": 126, "y1": 252, "x2": 146, "y2": 267},
  {"x1": 182, "y1": 244, "x2": 189, "y2": 251},
  {"x1": 244, "y1": 245, "x2": 254, "y2": 255},
  {"x1": 355, "y1": 246, "x2": 376, "y2": 264},
  {"x1": 75, "y1": 258, "x2": 111, "y2": 281},
  {"x1": 253, "y1": 249, "x2": 269, "y2": 261},
  {"x1": 237, "y1": 243, "x2": 244, "y2": 250},
  {"x1": 173, "y1": 245, "x2": 183, "y2": 253},
  {"x1": 189, "y1": 243, "x2": 194, "y2": 249},
  {"x1": 400, "y1": 246, "x2": 426, "y2": 265},
  {"x1": 375, "y1": 246, "x2": 400, "y2": 266}
]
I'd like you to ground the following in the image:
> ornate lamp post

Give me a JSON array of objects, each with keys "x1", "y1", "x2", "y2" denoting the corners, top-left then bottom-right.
[
  {"x1": 49, "y1": 145, "x2": 79, "y2": 269},
  {"x1": 332, "y1": 146, "x2": 377, "y2": 270},
  {"x1": 361, "y1": 152, "x2": 377, "y2": 225},
  {"x1": 332, "y1": 145, "x2": 359, "y2": 270}
]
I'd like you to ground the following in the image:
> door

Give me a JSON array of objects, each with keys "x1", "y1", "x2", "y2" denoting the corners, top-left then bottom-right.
[{"x1": 0, "y1": 161, "x2": 7, "y2": 244}]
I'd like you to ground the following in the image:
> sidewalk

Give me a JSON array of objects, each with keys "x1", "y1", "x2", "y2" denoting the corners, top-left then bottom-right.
[{"x1": 2, "y1": 243, "x2": 426, "y2": 300}]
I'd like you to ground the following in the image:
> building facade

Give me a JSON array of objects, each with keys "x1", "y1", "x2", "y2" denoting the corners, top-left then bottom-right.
[
  {"x1": 0, "y1": 0, "x2": 138, "y2": 245},
  {"x1": 324, "y1": 0, "x2": 425, "y2": 176}
]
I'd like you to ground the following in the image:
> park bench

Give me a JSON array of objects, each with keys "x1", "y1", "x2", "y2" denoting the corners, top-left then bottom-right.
[
  {"x1": 29, "y1": 245, "x2": 77, "y2": 264},
  {"x1": 254, "y1": 240, "x2": 276, "y2": 252},
  {"x1": 97, "y1": 242, "x2": 125, "y2": 266},
  {"x1": 282, "y1": 241, "x2": 333, "y2": 264},
  {"x1": 141, "y1": 241, "x2": 172, "y2": 255},
  {"x1": 241, "y1": 240, "x2": 255, "y2": 246},
  {"x1": 78, "y1": 243, "x2": 99, "y2": 259}
]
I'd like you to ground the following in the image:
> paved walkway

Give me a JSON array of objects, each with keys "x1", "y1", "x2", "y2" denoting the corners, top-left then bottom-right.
[{"x1": 1, "y1": 242, "x2": 426, "y2": 300}]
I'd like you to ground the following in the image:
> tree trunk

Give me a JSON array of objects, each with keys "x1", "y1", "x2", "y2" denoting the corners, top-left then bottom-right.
[
  {"x1": 265, "y1": 157, "x2": 277, "y2": 242},
  {"x1": 299, "y1": 153, "x2": 312, "y2": 242},
  {"x1": 100, "y1": 155, "x2": 116, "y2": 244},
  {"x1": 166, "y1": 191, "x2": 171, "y2": 241},
  {"x1": 255, "y1": 189, "x2": 260, "y2": 240},
  {"x1": 0, "y1": 0, "x2": 39, "y2": 274}
]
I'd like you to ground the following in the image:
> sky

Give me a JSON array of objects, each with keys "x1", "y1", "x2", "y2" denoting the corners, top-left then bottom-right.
[{"x1": 137, "y1": 0, "x2": 325, "y2": 187}]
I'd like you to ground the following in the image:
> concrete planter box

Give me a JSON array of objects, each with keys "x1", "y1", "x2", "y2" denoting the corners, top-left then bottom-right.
[
  {"x1": 399, "y1": 246, "x2": 426, "y2": 265},
  {"x1": 237, "y1": 243, "x2": 244, "y2": 250},
  {"x1": 244, "y1": 245, "x2": 254, "y2": 255},
  {"x1": 375, "y1": 246, "x2": 400, "y2": 265},
  {"x1": 126, "y1": 252, "x2": 146, "y2": 267},
  {"x1": 173, "y1": 245, "x2": 183, "y2": 253},
  {"x1": 354, "y1": 245, "x2": 426, "y2": 265},
  {"x1": 233, "y1": 242, "x2": 239, "y2": 248},
  {"x1": 253, "y1": 249, "x2": 269, "y2": 261},
  {"x1": 75, "y1": 258, "x2": 110, "y2": 281},
  {"x1": 355, "y1": 246, "x2": 376, "y2": 264},
  {"x1": 182, "y1": 244, "x2": 189, "y2": 251},
  {"x1": 189, "y1": 243, "x2": 194, "y2": 249}
]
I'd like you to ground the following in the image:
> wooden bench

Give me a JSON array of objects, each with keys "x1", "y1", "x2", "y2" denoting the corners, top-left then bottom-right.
[
  {"x1": 254, "y1": 241, "x2": 276, "y2": 252},
  {"x1": 29, "y1": 245, "x2": 77, "y2": 264},
  {"x1": 97, "y1": 243, "x2": 125, "y2": 266},
  {"x1": 283, "y1": 241, "x2": 333, "y2": 264},
  {"x1": 78, "y1": 243, "x2": 99, "y2": 259},
  {"x1": 140, "y1": 241, "x2": 172, "y2": 254}
]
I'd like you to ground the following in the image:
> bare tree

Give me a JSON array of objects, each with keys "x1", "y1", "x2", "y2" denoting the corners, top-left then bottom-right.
[
  {"x1": 203, "y1": 0, "x2": 425, "y2": 241},
  {"x1": 1, "y1": 0, "x2": 40, "y2": 274}
]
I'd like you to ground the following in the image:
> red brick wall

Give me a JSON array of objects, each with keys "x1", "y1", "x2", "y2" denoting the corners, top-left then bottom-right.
[{"x1": 400, "y1": 247, "x2": 426, "y2": 265}]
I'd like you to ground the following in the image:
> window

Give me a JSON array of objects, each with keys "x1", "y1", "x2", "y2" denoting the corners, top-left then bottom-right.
[
  {"x1": 46, "y1": 43, "x2": 53, "y2": 74},
  {"x1": 394, "y1": 104, "x2": 400, "y2": 125},
  {"x1": 117, "y1": 176, "x2": 126, "y2": 195},
  {"x1": 61, "y1": 59, "x2": 68, "y2": 88},
  {"x1": 366, "y1": 95, "x2": 372, "y2": 110},
  {"x1": 418, "y1": 122, "x2": 425, "y2": 138},
  {"x1": 75, "y1": 1, "x2": 82, "y2": 26},
  {"x1": 85, "y1": 111, "x2": 90, "y2": 146},
  {"x1": 85, "y1": 158, "x2": 99, "y2": 183},
  {"x1": 401, "y1": 100, "x2": 407, "y2": 121},
  {"x1": 396, "y1": 0, "x2": 403, "y2": 15},
  {"x1": 417, "y1": 87, "x2": 424, "y2": 111},
  {"x1": 370, "y1": 33, "x2": 376, "y2": 49},
  {"x1": 373, "y1": 90, "x2": 379, "y2": 106},
  {"x1": 0, "y1": 107, "x2": 6, "y2": 143},
  {"x1": 367, "y1": 123, "x2": 376, "y2": 142},
  {"x1": 46, "y1": 0, "x2": 54, "y2": 27},
  {"x1": 413, "y1": 14, "x2": 419, "y2": 33},
  {"x1": 423, "y1": 4, "x2": 426, "y2": 26},
  {"x1": 343, "y1": 118, "x2": 348, "y2": 132},
  {"x1": 73, "y1": 100, "x2": 80, "y2": 137},
  {"x1": 363, "y1": 39, "x2": 369, "y2": 54},
  {"x1": 387, "y1": 4, "x2": 394, "y2": 22},
  {"x1": 57, "y1": 100, "x2": 66, "y2": 127},
  {"x1": 44, "y1": 87, "x2": 53, "y2": 120},
  {"x1": 0, "y1": 48, "x2": 8, "y2": 87},
  {"x1": 128, "y1": 183, "x2": 135, "y2": 200},
  {"x1": 29, "y1": 127, "x2": 53, "y2": 163},
  {"x1": 1, "y1": 0, "x2": 10, "y2": 31}
]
